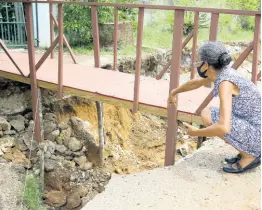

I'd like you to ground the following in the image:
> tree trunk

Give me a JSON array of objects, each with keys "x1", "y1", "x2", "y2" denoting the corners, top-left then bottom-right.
[{"x1": 96, "y1": 101, "x2": 105, "y2": 166}]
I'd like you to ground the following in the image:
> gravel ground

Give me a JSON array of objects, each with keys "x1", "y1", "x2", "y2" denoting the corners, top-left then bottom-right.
[
  {"x1": 83, "y1": 138, "x2": 261, "y2": 210},
  {"x1": 0, "y1": 162, "x2": 26, "y2": 210}
]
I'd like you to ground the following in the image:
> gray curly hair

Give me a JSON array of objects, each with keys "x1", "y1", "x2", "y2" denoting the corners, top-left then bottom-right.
[{"x1": 198, "y1": 41, "x2": 232, "y2": 69}]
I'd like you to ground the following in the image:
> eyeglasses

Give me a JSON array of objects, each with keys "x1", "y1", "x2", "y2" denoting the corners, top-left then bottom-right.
[{"x1": 193, "y1": 61, "x2": 205, "y2": 68}]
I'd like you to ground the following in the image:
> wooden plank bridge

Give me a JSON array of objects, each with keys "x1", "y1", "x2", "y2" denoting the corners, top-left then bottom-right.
[{"x1": 0, "y1": 0, "x2": 260, "y2": 166}]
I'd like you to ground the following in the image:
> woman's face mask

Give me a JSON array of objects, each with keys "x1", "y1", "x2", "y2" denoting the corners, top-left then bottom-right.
[{"x1": 195, "y1": 61, "x2": 208, "y2": 78}]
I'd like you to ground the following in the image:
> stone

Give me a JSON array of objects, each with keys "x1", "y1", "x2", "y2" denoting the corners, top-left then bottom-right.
[
  {"x1": 177, "y1": 142, "x2": 194, "y2": 157},
  {"x1": 44, "y1": 113, "x2": 57, "y2": 122},
  {"x1": 65, "y1": 156, "x2": 73, "y2": 161},
  {"x1": 70, "y1": 175, "x2": 77, "y2": 182},
  {"x1": 24, "y1": 112, "x2": 33, "y2": 120},
  {"x1": 45, "y1": 169, "x2": 71, "y2": 191},
  {"x1": 44, "y1": 151, "x2": 52, "y2": 159},
  {"x1": 58, "y1": 123, "x2": 68, "y2": 130},
  {"x1": 64, "y1": 193, "x2": 82, "y2": 209},
  {"x1": 74, "y1": 156, "x2": 87, "y2": 166},
  {"x1": 0, "y1": 131, "x2": 3, "y2": 138},
  {"x1": 4, "y1": 130, "x2": 16, "y2": 135},
  {"x1": 56, "y1": 127, "x2": 72, "y2": 145},
  {"x1": 44, "y1": 140, "x2": 56, "y2": 154},
  {"x1": 47, "y1": 130, "x2": 60, "y2": 142},
  {"x1": 3, "y1": 148, "x2": 31, "y2": 168},
  {"x1": 64, "y1": 150, "x2": 72, "y2": 156},
  {"x1": 0, "y1": 117, "x2": 11, "y2": 131},
  {"x1": 0, "y1": 150, "x2": 3, "y2": 156},
  {"x1": 50, "y1": 154, "x2": 58, "y2": 160},
  {"x1": 13, "y1": 164, "x2": 26, "y2": 174},
  {"x1": 0, "y1": 157, "x2": 7, "y2": 163},
  {"x1": 43, "y1": 120, "x2": 57, "y2": 138},
  {"x1": 68, "y1": 117, "x2": 92, "y2": 140},
  {"x1": 55, "y1": 144, "x2": 67, "y2": 154},
  {"x1": 73, "y1": 152, "x2": 83, "y2": 157},
  {"x1": 63, "y1": 160, "x2": 75, "y2": 169},
  {"x1": 55, "y1": 155, "x2": 65, "y2": 161},
  {"x1": 79, "y1": 162, "x2": 93, "y2": 171},
  {"x1": 45, "y1": 159, "x2": 57, "y2": 172},
  {"x1": 43, "y1": 190, "x2": 67, "y2": 208},
  {"x1": 71, "y1": 185, "x2": 89, "y2": 198},
  {"x1": 68, "y1": 137, "x2": 82, "y2": 152},
  {"x1": 9, "y1": 115, "x2": 25, "y2": 132},
  {"x1": 0, "y1": 90, "x2": 31, "y2": 115},
  {"x1": 20, "y1": 132, "x2": 38, "y2": 151},
  {"x1": 16, "y1": 138, "x2": 28, "y2": 151},
  {"x1": 0, "y1": 137, "x2": 15, "y2": 153}
]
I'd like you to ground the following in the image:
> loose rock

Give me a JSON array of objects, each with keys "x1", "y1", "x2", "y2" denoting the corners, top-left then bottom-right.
[
  {"x1": 64, "y1": 192, "x2": 82, "y2": 209},
  {"x1": 43, "y1": 120, "x2": 57, "y2": 138},
  {"x1": 55, "y1": 144, "x2": 67, "y2": 154},
  {"x1": 44, "y1": 113, "x2": 57, "y2": 122},
  {"x1": 9, "y1": 115, "x2": 25, "y2": 132},
  {"x1": 43, "y1": 190, "x2": 67, "y2": 208},
  {"x1": 56, "y1": 127, "x2": 72, "y2": 145},
  {"x1": 68, "y1": 137, "x2": 82, "y2": 152},
  {"x1": 0, "y1": 117, "x2": 11, "y2": 131},
  {"x1": 0, "y1": 137, "x2": 15, "y2": 153},
  {"x1": 74, "y1": 156, "x2": 87, "y2": 166},
  {"x1": 80, "y1": 162, "x2": 93, "y2": 171},
  {"x1": 3, "y1": 148, "x2": 31, "y2": 168},
  {"x1": 58, "y1": 123, "x2": 68, "y2": 130},
  {"x1": 47, "y1": 130, "x2": 60, "y2": 142},
  {"x1": 45, "y1": 159, "x2": 57, "y2": 172}
]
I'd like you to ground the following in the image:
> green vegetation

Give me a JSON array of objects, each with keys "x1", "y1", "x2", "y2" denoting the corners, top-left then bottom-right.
[
  {"x1": 63, "y1": 0, "x2": 138, "y2": 46},
  {"x1": 65, "y1": 0, "x2": 259, "y2": 55},
  {"x1": 23, "y1": 174, "x2": 43, "y2": 210}
]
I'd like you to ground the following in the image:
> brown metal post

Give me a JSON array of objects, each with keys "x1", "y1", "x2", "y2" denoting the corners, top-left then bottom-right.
[
  {"x1": 58, "y1": 4, "x2": 63, "y2": 99},
  {"x1": 49, "y1": 0, "x2": 54, "y2": 59},
  {"x1": 51, "y1": 14, "x2": 77, "y2": 64},
  {"x1": 257, "y1": 71, "x2": 261, "y2": 81},
  {"x1": 251, "y1": 15, "x2": 261, "y2": 84},
  {"x1": 91, "y1": 6, "x2": 100, "y2": 68},
  {"x1": 232, "y1": 41, "x2": 253, "y2": 70},
  {"x1": 165, "y1": 9, "x2": 184, "y2": 166},
  {"x1": 209, "y1": 13, "x2": 219, "y2": 41},
  {"x1": 132, "y1": 8, "x2": 144, "y2": 113},
  {"x1": 190, "y1": 11, "x2": 199, "y2": 79},
  {"x1": 113, "y1": 7, "x2": 118, "y2": 71},
  {"x1": 25, "y1": 2, "x2": 41, "y2": 142},
  {"x1": 205, "y1": 13, "x2": 219, "y2": 87}
]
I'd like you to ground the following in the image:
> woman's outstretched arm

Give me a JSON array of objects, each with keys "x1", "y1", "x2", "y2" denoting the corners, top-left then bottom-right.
[
  {"x1": 167, "y1": 78, "x2": 210, "y2": 107},
  {"x1": 189, "y1": 81, "x2": 233, "y2": 136}
]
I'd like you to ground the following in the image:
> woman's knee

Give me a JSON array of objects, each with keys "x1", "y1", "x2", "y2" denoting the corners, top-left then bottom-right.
[{"x1": 201, "y1": 107, "x2": 212, "y2": 127}]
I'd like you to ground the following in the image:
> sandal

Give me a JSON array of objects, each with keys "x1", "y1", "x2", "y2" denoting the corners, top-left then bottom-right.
[
  {"x1": 223, "y1": 157, "x2": 261, "y2": 173},
  {"x1": 225, "y1": 154, "x2": 242, "y2": 164}
]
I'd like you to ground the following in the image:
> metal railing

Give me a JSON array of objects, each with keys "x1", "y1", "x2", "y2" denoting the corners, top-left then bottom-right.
[
  {"x1": 0, "y1": 2, "x2": 27, "y2": 47},
  {"x1": 1, "y1": 0, "x2": 261, "y2": 166}
]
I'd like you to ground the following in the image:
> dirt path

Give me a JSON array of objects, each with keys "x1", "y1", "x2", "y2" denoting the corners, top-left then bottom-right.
[{"x1": 83, "y1": 138, "x2": 261, "y2": 210}]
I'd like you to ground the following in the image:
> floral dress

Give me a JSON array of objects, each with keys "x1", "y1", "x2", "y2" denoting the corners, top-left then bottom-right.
[{"x1": 211, "y1": 67, "x2": 261, "y2": 157}]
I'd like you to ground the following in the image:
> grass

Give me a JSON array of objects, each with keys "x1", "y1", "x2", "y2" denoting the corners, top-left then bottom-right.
[
  {"x1": 69, "y1": 26, "x2": 253, "y2": 57},
  {"x1": 23, "y1": 174, "x2": 43, "y2": 210}
]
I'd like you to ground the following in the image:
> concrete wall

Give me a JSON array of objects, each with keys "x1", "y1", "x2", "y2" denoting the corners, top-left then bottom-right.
[{"x1": 32, "y1": 2, "x2": 57, "y2": 48}]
